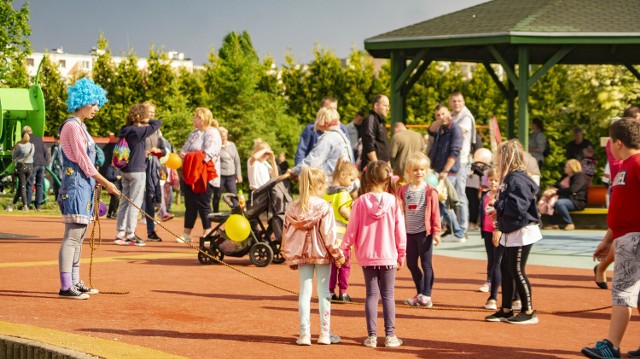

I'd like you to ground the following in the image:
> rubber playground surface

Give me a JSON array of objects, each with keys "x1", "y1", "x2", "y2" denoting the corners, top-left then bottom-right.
[{"x1": 0, "y1": 214, "x2": 637, "y2": 358}]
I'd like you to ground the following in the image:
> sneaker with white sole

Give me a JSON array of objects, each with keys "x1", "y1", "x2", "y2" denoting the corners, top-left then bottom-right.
[
  {"x1": 75, "y1": 281, "x2": 99, "y2": 295},
  {"x1": 124, "y1": 236, "x2": 146, "y2": 246},
  {"x1": 318, "y1": 332, "x2": 341, "y2": 345},
  {"x1": 59, "y1": 286, "x2": 90, "y2": 300},
  {"x1": 384, "y1": 335, "x2": 403, "y2": 348},
  {"x1": 484, "y1": 299, "x2": 497, "y2": 310},
  {"x1": 479, "y1": 282, "x2": 491, "y2": 293},
  {"x1": 442, "y1": 235, "x2": 466, "y2": 243},
  {"x1": 512, "y1": 300, "x2": 522, "y2": 311},
  {"x1": 176, "y1": 234, "x2": 192, "y2": 243},
  {"x1": 296, "y1": 333, "x2": 311, "y2": 346},
  {"x1": 485, "y1": 309, "x2": 514, "y2": 322},
  {"x1": 581, "y1": 339, "x2": 620, "y2": 359},
  {"x1": 506, "y1": 310, "x2": 538, "y2": 324},
  {"x1": 364, "y1": 336, "x2": 377, "y2": 348}
]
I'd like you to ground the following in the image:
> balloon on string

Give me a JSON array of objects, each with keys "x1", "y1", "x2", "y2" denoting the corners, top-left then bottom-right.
[
  {"x1": 225, "y1": 214, "x2": 251, "y2": 242},
  {"x1": 159, "y1": 151, "x2": 170, "y2": 165},
  {"x1": 425, "y1": 172, "x2": 439, "y2": 188},
  {"x1": 165, "y1": 153, "x2": 182, "y2": 170},
  {"x1": 98, "y1": 202, "x2": 107, "y2": 217},
  {"x1": 43, "y1": 178, "x2": 50, "y2": 193}
]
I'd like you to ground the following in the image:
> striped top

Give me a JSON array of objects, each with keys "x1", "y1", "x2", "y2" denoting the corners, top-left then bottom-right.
[{"x1": 403, "y1": 183, "x2": 427, "y2": 234}]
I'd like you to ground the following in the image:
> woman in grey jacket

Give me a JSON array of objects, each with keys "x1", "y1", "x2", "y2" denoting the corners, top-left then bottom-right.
[
  {"x1": 212, "y1": 127, "x2": 242, "y2": 211},
  {"x1": 9, "y1": 129, "x2": 35, "y2": 211}
]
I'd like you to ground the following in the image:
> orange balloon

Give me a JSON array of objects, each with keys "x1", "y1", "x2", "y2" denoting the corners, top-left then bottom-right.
[{"x1": 165, "y1": 153, "x2": 182, "y2": 170}]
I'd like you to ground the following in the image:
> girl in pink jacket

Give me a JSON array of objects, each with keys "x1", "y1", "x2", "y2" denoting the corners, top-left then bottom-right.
[
  {"x1": 342, "y1": 161, "x2": 407, "y2": 348},
  {"x1": 282, "y1": 167, "x2": 344, "y2": 346}
]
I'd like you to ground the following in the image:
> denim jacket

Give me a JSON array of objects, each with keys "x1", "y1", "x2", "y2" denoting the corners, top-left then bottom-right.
[{"x1": 293, "y1": 128, "x2": 353, "y2": 179}]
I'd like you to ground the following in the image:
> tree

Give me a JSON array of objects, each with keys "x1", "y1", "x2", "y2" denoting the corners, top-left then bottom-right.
[
  {"x1": 0, "y1": 0, "x2": 31, "y2": 87},
  {"x1": 111, "y1": 49, "x2": 145, "y2": 128},
  {"x1": 145, "y1": 45, "x2": 177, "y2": 109},
  {"x1": 177, "y1": 67, "x2": 206, "y2": 109},
  {"x1": 90, "y1": 34, "x2": 118, "y2": 136},
  {"x1": 39, "y1": 55, "x2": 67, "y2": 135},
  {"x1": 339, "y1": 49, "x2": 378, "y2": 121}
]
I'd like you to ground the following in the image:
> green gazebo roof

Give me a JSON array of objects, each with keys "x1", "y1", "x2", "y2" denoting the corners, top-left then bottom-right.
[{"x1": 365, "y1": 0, "x2": 640, "y2": 64}]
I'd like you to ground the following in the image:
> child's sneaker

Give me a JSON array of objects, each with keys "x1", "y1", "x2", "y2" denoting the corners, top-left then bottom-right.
[
  {"x1": 384, "y1": 335, "x2": 403, "y2": 348},
  {"x1": 59, "y1": 286, "x2": 90, "y2": 300},
  {"x1": 6, "y1": 204, "x2": 13, "y2": 212},
  {"x1": 339, "y1": 293, "x2": 353, "y2": 303},
  {"x1": 331, "y1": 293, "x2": 339, "y2": 302},
  {"x1": 161, "y1": 213, "x2": 175, "y2": 221},
  {"x1": 507, "y1": 310, "x2": 538, "y2": 324},
  {"x1": 75, "y1": 280, "x2": 99, "y2": 295},
  {"x1": 296, "y1": 333, "x2": 311, "y2": 346},
  {"x1": 405, "y1": 295, "x2": 422, "y2": 306},
  {"x1": 363, "y1": 336, "x2": 377, "y2": 348},
  {"x1": 318, "y1": 332, "x2": 341, "y2": 345},
  {"x1": 484, "y1": 299, "x2": 498, "y2": 310},
  {"x1": 512, "y1": 300, "x2": 522, "y2": 311},
  {"x1": 125, "y1": 236, "x2": 146, "y2": 246},
  {"x1": 485, "y1": 309, "x2": 514, "y2": 322},
  {"x1": 419, "y1": 295, "x2": 433, "y2": 308},
  {"x1": 114, "y1": 237, "x2": 127, "y2": 245},
  {"x1": 147, "y1": 232, "x2": 162, "y2": 242},
  {"x1": 479, "y1": 282, "x2": 491, "y2": 293},
  {"x1": 581, "y1": 339, "x2": 620, "y2": 359}
]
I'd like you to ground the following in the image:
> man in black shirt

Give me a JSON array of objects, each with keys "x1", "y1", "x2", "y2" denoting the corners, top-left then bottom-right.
[
  {"x1": 360, "y1": 95, "x2": 390, "y2": 171},
  {"x1": 565, "y1": 127, "x2": 592, "y2": 161}
]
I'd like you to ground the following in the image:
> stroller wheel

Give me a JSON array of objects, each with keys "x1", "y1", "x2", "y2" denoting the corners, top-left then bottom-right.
[
  {"x1": 270, "y1": 242, "x2": 285, "y2": 264},
  {"x1": 197, "y1": 246, "x2": 223, "y2": 265},
  {"x1": 249, "y1": 242, "x2": 273, "y2": 267},
  {"x1": 197, "y1": 250, "x2": 214, "y2": 265}
]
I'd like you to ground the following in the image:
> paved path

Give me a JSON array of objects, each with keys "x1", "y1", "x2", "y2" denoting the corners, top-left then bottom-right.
[{"x1": 437, "y1": 229, "x2": 607, "y2": 270}]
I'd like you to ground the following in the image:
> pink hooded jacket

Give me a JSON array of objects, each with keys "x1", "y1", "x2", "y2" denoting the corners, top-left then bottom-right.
[
  {"x1": 282, "y1": 196, "x2": 344, "y2": 266},
  {"x1": 342, "y1": 192, "x2": 407, "y2": 267}
]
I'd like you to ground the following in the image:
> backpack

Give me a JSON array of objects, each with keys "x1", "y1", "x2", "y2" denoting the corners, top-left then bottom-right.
[
  {"x1": 112, "y1": 137, "x2": 130, "y2": 169},
  {"x1": 94, "y1": 144, "x2": 105, "y2": 167}
]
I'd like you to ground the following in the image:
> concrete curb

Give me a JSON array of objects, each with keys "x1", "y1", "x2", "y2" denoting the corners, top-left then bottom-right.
[{"x1": 0, "y1": 335, "x2": 100, "y2": 359}]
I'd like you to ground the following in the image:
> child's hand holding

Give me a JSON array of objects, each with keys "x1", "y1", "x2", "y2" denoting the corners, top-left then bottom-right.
[
  {"x1": 433, "y1": 235, "x2": 441, "y2": 246},
  {"x1": 397, "y1": 259, "x2": 405, "y2": 271},
  {"x1": 335, "y1": 256, "x2": 346, "y2": 268},
  {"x1": 492, "y1": 231, "x2": 501, "y2": 247}
]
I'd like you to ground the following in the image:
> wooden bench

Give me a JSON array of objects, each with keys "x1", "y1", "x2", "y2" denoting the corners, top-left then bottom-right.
[{"x1": 540, "y1": 185, "x2": 609, "y2": 229}]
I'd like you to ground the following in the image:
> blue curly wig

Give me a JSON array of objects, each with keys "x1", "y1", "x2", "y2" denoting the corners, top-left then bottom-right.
[{"x1": 66, "y1": 78, "x2": 108, "y2": 113}]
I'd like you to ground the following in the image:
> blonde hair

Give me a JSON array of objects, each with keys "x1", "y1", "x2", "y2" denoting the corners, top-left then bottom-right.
[
  {"x1": 19, "y1": 129, "x2": 30, "y2": 144},
  {"x1": 218, "y1": 127, "x2": 228, "y2": 137},
  {"x1": 497, "y1": 139, "x2": 527, "y2": 183},
  {"x1": 566, "y1": 159, "x2": 582, "y2": 173},
  {"x1": 331, "y1": 157, "x2": 358, "y2": 183},
  {"x1": 251, "y1": 138, "x2": 271, "y2": 154},
  {"x1": 404, "y1": 152, "x2": 430, "y2": 182},
  {"x1": 194, "y1": 107, "x2": 218, "y2": 128},
  {"x1": 486, "y1": 167, "x2": 499, "y2": 180},
  {"x1": 297, "y1": 166, "x2": 327, "y2": 214},
  {"x1": 314, "y1": 107, "x2": 340, "y2": 132}
]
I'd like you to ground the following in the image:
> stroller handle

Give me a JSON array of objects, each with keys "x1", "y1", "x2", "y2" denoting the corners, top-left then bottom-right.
[{"x1": 221, "y1": 193, "x2": 236, "y2": 207}]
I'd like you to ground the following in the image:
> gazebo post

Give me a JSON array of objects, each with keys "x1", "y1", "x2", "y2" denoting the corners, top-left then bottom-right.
[
  {"x1": 517, "y1": 46, "x2": 530, "y2": 149},
  {"x1": 507, "y1": 73, "x2": 516, "y2": 140},
  {"x1": 390, "y1": 50, "x2": 406, "y2": 126}
]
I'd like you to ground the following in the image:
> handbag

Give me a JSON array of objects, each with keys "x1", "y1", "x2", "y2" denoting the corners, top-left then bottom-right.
[{"x1": 14, "y1": 144, "x2": 33, "y2": 175}]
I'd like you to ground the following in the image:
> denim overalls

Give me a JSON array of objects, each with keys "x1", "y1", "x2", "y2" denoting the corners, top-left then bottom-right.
[{"x1": 57, "y1": 117, "x2": 96, "y2": 225}]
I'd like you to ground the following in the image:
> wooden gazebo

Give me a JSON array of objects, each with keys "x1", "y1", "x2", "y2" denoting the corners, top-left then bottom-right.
[{"x1": 364, "y1": 0, "x2": 640, "y2": 148}]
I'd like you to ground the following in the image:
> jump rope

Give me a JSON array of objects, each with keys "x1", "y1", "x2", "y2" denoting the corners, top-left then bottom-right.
[{"x1": 86, "y1": 185, "x2": 611, "y2": 315}]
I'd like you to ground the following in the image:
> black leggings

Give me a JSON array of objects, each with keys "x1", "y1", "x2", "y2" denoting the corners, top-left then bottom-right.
[
  {"x1": 500, "y1": 244, "x2": 533, "y2": 311},
  {"x1": 482, "y1": 231, "x2": 502, "y2": 300},
  {"x1": 406, "y1": 231, "x2": 434, "y2": 297}
]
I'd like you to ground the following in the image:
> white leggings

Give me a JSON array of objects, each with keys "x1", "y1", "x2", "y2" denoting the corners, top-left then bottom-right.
[
  {"x1": 298, "y1": 264, "x2": 331, "y2": 336},
  {"x1": 58, "y1": 223, "x2": 87, "y2": 274}
]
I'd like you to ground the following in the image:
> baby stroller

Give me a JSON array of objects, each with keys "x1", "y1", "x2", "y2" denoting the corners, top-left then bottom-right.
[{"x1": 198, "y1": 173, "x2": 292, "y2": 267}]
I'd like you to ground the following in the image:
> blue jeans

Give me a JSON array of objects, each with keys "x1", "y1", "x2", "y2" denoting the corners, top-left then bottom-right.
[
  {"x1": 450, "y1": 164, "x2": 470, "y2": 234},
  {"x1": 27, "y1": 165, "x2": 45, "y2": 209},
  {"x1": 298, "y1": 264, "x2": 331, "y2": 336},
  {"x1": 440, "y1": 202, "x2": 465, "y2": 238},
  {"x1": 552, "y1": 198, "x2": 577, "y2": 225}
]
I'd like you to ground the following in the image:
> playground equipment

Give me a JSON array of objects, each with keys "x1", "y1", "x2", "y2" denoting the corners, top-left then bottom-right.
[{"x1": 0, "y1": 58, "x2": 46, "y2": 178}]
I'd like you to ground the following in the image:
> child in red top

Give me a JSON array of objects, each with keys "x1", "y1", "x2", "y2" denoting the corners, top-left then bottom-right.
[
  {"x1": 397, "y1": 153, "x2": 440, "y2": 308},
  {"x1": 582, "y1": 118, "x2": 640, "y2": 359}
]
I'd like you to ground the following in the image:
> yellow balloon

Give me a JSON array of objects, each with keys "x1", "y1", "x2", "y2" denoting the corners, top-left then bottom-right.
[
  {"x1": 225, "y1": 214, "x2": 251, "y2": 242},
  {"x1": 165, "y1": 153, "x2": 182, "y2": 170}
]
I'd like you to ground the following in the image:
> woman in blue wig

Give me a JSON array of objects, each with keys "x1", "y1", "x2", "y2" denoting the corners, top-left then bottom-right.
[{"x1": 57, "y1": 78, "x2": 120, "y2": 300}]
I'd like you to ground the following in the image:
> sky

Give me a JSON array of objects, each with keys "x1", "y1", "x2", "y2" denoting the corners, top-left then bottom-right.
[{"x1": 16, "y1": 0, "x2": 488, "y2": 66}]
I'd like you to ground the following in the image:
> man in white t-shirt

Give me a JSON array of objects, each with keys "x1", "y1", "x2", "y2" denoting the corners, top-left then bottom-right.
[{"x1": 449, "y1": 92, "x2": 475, "y2": 237}]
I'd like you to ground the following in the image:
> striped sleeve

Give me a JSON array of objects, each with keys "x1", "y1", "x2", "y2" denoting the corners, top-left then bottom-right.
[{"x1": 60, "y1": 121, "x2": 98, "y2": 178}]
